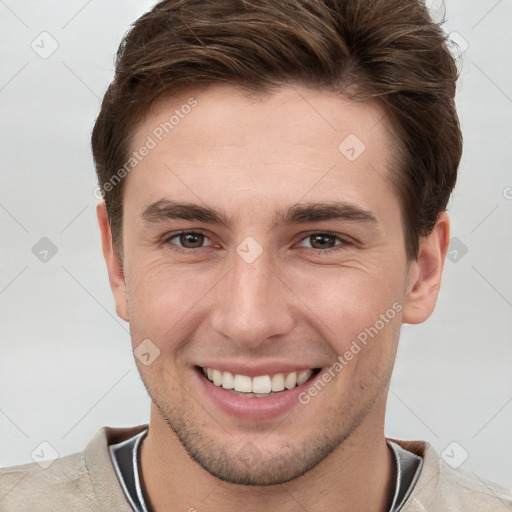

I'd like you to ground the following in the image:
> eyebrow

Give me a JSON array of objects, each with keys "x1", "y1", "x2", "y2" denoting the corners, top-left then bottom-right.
[
  {"x1": 276, "y1": 202, "x2": 377, "y2": 225},
  {"x1": 141, "y1": 199, "x2": 229, "y2": 225},
  {"x1": 140, "y1": 199, "x2": 378, "y2": 227}
]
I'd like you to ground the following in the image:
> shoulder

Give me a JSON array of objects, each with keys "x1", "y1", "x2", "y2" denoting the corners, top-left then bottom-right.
[
  {"x1": 393, "y1": 438, "x2": 512, "y2": 512},
  {"x1": 0, "y1": 451, "x2": 98, "y2": 511},
  {"x1": 0, "y1": 425, "x2": 147, "y2": 512}
]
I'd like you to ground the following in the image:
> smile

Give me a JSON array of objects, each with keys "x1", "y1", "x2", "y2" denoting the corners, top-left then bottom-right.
[
  {"x1": 200, "y1": 366, "x2": 320, "y2": 396},
  {"x1": 195, "y1": 364, "x2": 322, "y2": 419}
]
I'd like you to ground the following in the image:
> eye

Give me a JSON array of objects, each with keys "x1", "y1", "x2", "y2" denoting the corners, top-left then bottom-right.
[
  {"x1": 298, "y1": 232, "x2": 351, "y2": 251},
  {"x1": 162, "y1": 230, "x2": 215, "y2": 251}
]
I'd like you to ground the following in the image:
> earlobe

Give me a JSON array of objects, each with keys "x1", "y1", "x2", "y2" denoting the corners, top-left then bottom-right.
[
  {"x1": 96, "y1": 202, "x2": 129, "y2": 322},
  {"x1": 402, "y1": 212, "x2": 450, "y2": 325}
]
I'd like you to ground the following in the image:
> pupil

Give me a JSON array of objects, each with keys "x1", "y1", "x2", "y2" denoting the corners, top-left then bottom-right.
[
  {"x1": 311, "y1": 234, "x2": 334, "y2": 249},
  {"x1": 181, "y1": 233, "x2": 203, "y2": 248}
]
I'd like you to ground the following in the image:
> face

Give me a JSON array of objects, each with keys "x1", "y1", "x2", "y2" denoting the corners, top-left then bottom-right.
[{"x1": 101, "y1": 84, "x2": 439, "y2": 485}]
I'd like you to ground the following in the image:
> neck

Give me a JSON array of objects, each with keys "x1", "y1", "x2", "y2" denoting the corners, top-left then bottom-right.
[{"x1": 139, "y1": 401, "x2": 394, "y2": 512}]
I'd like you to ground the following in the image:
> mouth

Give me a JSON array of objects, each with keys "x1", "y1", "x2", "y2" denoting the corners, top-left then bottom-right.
[
  {"x1": 194, "y1": 364, "x2": 322, "y2": 420},
  {"x1": 194, "y1": 366, "x2": 322, "y2": 422},
  {"x1": 198, "y1": 366, "x2": 321, "y2": 397}
]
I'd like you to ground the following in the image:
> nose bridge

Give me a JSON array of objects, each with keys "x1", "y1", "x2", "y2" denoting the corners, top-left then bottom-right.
[{"x1": 211, "y1": 247, "x2": 294, "y2": 347}]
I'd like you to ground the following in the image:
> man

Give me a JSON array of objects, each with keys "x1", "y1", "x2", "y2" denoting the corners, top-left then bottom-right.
[{"x1": 1, "y1": 0, "x2": 511, "y2": 510}]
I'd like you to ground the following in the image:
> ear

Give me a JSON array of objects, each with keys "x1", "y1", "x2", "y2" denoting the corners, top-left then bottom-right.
[
  {"x1": 96, "y1": 202, "x2": 129, "y2": 322},
  {"x1": 402, "y1": 212, "x2": 450, "y2": 324}
]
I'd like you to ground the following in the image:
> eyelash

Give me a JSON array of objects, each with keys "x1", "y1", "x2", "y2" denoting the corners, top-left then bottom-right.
[
  {"x1": 160, "y1": 230, "x2": 353, "y2": 255},
  {"x1": 160, "y1": 230, "x2": 217, "y2": 255},
  {"x1": 299, "y1": 231, "x2": 354, "y2": 254}
]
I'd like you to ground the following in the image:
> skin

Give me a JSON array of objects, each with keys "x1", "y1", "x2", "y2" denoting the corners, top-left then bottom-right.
[{"x1": 98, "y1": 84, "x2": 450, "y2": 512}]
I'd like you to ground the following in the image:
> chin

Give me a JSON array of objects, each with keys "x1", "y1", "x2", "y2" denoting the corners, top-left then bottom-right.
[
  {"x1": 186, "y1": 436, "x2": 337, "y2": 486},
  {"x1": 155, "y1": 397, "x2": 353, "y2": 486}
]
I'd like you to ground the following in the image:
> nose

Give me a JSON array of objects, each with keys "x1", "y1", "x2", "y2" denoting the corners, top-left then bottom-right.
[{"x1": 210, "y1": 247, "x2": 295, "y2": 349}]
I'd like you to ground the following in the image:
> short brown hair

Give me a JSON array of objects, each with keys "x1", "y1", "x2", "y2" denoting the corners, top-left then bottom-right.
[{"x1": 91, "y1": 0, "x2": 462, "y2": 260}]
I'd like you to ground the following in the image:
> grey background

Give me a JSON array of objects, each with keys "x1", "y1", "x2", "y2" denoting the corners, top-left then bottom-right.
[{"x1": 1, "y1": 0, "x2": 511, "y2": 490}]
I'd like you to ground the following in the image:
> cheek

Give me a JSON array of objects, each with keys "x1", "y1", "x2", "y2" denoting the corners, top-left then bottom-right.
[
  {"x1": 124, "y1": 244, "x2": 407, "y2": 358},
  {"x1": 286, "y1": 263, "x2": 405, "y2": 346},
  {"x1": 125, "y1": 257, "x2": 216, "y2": 344}
]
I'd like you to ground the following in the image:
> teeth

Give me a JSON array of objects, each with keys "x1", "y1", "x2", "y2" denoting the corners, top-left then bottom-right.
[
  {"x1": 212, "y1": 369, "x2": 223, "y2": 386},
  {"x1": 271, "y1": 373, "x2": 285, "y2": 392},
  {"x1": 297, "y1": 369, "x2": 312, "y2": 386},
  {"x1": 203, "y1": 367, "x2": 314, "y2": 394},
  {"x1": 252, "y1": 375, "x2": 272, "y2": 394},
  {"x1": 234, "y1": 374, "x2": 252, "y2": 393},
  {"x1": 284, "y1": 371, "x2": 297, "y2": 389},
  {"x1": 221, "y1": 371, "x2": 234, "y2": 390}
]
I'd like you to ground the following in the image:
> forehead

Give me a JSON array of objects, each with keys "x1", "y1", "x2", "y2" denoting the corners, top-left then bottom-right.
[{"x1": 124, "y1": 84, "x2": 400, "y2": 224}]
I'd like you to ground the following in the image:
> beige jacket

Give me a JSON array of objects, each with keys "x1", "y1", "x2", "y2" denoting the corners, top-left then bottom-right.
[{"x1": 1, "y1": 425, "x2": 511, "y2": 511}]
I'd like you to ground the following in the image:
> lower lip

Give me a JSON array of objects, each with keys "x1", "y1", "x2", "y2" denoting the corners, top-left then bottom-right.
[{"x1": 194, "y1": 368, "x2": 319, "y2": 421}]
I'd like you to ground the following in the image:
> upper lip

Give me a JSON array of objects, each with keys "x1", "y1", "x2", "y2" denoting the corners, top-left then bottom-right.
[{"x1": 196, "y1": 362, "x2": 321, "y2": 377}]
